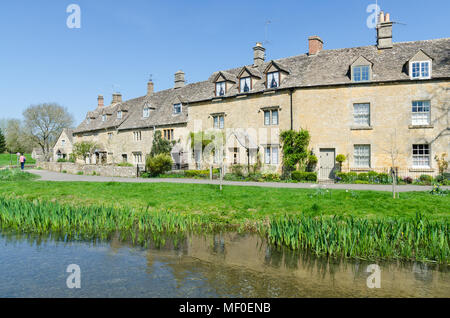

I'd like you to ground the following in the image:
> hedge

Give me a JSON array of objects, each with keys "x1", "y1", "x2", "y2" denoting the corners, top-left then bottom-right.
[{"x1": 291, "y1": 171, "x2": 318, "y2": 182}]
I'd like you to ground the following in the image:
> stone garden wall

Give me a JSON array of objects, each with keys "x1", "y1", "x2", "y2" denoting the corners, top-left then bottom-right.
[{"x1": 37, "y1": 162, "x2": 137, "y2": 178}]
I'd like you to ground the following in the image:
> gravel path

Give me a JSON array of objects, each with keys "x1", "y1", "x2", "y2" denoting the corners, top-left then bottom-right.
[{"x1": 28, "y1": 169, "x2": 449, "y2": 192}]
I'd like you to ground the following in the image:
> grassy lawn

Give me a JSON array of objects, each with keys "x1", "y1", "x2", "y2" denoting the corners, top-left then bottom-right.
[
  {"x1": 0, "y1": 180, "x2": 448, "y2": 225},
  {"x1": 0, "y1": 153, "x2": 35, "y2": 167}
]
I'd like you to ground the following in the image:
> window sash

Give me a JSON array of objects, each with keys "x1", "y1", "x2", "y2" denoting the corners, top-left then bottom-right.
[
  {"x1": 411, "y1": 61, "x2": 430, "y2": 79},
  {"x1": 272, "y1": 110, "x2": 279, "y2": 125},
  {"x1": 264, "y1": 111, "x2": 270, "y2": 125},
  {"x1": 240, "y1": 77, "x2": 251, "y2": 93},
  {"x1": 265, "y1": 147, "x2": 271, "y2": 164},
  {"x1": 267, "y1": 72, "x2": 279, "y2": 88},
  {"x1": 143, "y1": 108, "x2": 150, "y2": 118},
  {"x1": 353, "y1": 66, "x2": 370, "y2": 82},
  {"x1": 272, "y1": 147, "x2": 278, "y2": 165},
  {"x1": 353, "y1": 103, "x2": 370, "y2": 126},
  {"x1": 216, "y1": 82, "x2": 226, "y2": 96},
  {"x1": 219, "y1": 116, "x2": 224, "y2": 129},
  {"x1": 354, "y1": 145, "x2": 370, "y2": 167},
  {"x1": 117, "y1": 111, "x2": 122, "y2": 119},
  {"x1": 411, "y1": 101, "x2": 430, "y2": 125},
  {"x1": 173, "y1": 103, "x2": 182, "y2": 114},
  {"x1": 412, "y1": 144, "x2": 430, "y2": 167}
]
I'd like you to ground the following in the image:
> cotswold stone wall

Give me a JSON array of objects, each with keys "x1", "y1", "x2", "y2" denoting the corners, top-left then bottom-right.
[{"x1": 38, "y1": 162, "x2": 137, "y2": 178}]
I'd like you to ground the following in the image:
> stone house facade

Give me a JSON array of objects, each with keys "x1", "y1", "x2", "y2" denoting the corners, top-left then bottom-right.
[
  {"x1": 53, "y1": 128, "x2": 74, "y2": 161},
  {"x1": 73, "y1": 13, "x2": 449, "y2": 179}
]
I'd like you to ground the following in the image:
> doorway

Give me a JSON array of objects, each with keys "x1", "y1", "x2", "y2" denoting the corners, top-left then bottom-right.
[{"x1": 319, "y1": 148, "x2": 336, "y2": 180}]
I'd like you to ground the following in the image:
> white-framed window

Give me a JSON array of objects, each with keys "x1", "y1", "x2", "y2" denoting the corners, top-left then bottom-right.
[
  {"x1": 264, "y1": 109, "x2": 279, "y2": 125},
  {"x1": 213, "y1": 115, "x2": 224, "y2": 129},
  {"x1": 267, "y1": 72, "x2": 280, "y2": 88},
  {"x1": 61, "y1": 140, "x2": 65, "y2": 146},
  {"x1": 102, "y1": 114, "x2": 106, "y2": 122},
  {"x1": 216, "y1": 81, "x2": 226, "y2": 96},
  {"x1": 173, "y1": 103, "x2": 182, "y2": 114},
  {"x1": 108, "y1": 133, "x2": 113, "y2": 140},
  {"x1": 353, "y1": 103, "x2": 370, "y2": 126},
  {"x1": 352, "y1": 65, "x2": 370, "y2": 82},
  {"x1": 117, "y1": 111, "x2": 122, "y2": 119},
  {"x1": 410, "y1": 61, "x2": 431, "y2": 79},
  {"x1": 412, "y1": 101, "x2": 430, "y2": 125},
  {"x1": 240, "y1": 77, "x2": 251, "y2": 93},
  {"x1": 412, "y1": 144, "x2": 430, "y2": 167},
  {"x1": 354, "y1": 145, "x2": 371, "y2": 167},
  {"x1": 133, "y1": 131, "x2": 142, "y2": 141},
  {"x1": 163, "y1": 129, "x2": 174, "y2": 141},
  {"x1": 143, "y1": 107, "x2": 150, "y2": 118},
  {"x1": 264, "y1": 146, "x2": 279, "y2": 165},
  {"x1": 133, "y1": 152, "x2": 143, "y2": 164}
]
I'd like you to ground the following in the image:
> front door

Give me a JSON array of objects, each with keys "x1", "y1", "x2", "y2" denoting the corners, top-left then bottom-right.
[{"x1": 319, "y1": 148, "x2": 336, "y2": 180}]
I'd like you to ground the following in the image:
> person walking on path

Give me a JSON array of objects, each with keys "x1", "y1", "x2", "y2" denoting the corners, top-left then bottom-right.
[{"x1": 19, "y1": 154, "x2": 26, "y2": 171}]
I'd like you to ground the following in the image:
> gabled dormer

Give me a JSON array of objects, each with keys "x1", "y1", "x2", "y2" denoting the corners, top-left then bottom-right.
[
  {"x1": 116, "y1": 104, "x2": 128, "y2": 119},
  {"x1": 407, "y1": 50, "x2": 433, "y2": 80},
  {"x1": 236, "y1": 66, "x2": 261, "y2": 94},
  {"x1": 212, "y1": 71, "x2": 236, "y2": 97},
  {"x1": 100, "y1": 108, "x2": 113, "y2": 122},
  {"x1": 142, "y1": 101, "x2": 155, "y2": 118},
  {"x1": 263, "y1": 61, "x2": 289, "y2": 89},
  {"x1": 350, "y1": 56, "x2": 372, "y2": 82}
]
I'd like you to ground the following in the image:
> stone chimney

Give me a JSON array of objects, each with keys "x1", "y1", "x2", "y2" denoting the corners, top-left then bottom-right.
[
  {"x1": 253, "y1": 42, "x2": 265, "y2": 67},
  {"x1": 112, "y1": 93, "x2": 122, "y2": 104},
  {"x1": 308, "y1": 36, "x2": 323, "y2": 55},
  {"x1": 174, "y1": 70, "x2": 185, "y2": 89},
  {"x1": 147, "y1": 80, "x2": 154, "y2": 96},
  {"x1": 377, "y1": 11, "x2": 393, "y2": 49},
  {"x1": 97, "y1": 95, "x2": 104, "y2": 108}
]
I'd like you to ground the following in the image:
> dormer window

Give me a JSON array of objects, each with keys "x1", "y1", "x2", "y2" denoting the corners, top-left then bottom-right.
[
  {"x1": 267, "y1": 72, "x2": 279, "y2": 88},
  {"x1": 173, "y1": 103, "x2": 182, "y2": 114},
  {"x1": 102, "y1": 114, "x2": 106, "y2": 122},
  {"x1": 240, "y1": 77, "x2": 251, "y2": 93},
  {"x1": 87, "y1": 118, "x2": 90, "y2": 124},
  {"x1": 216, "y1": 82, "x2": 226, "y2": 96},
  {"x1": 117, "y1": 111, "x2": 122, "y2": 119},
  {"x1": 410, "y1": 61, "x2": 431, "y2": 79},
  {"x1": 143, "y1": 107, "x2": 150, "y2": 118},
  {"x1": 352, "y1": 65, "x2": 370, "y2": 82}
]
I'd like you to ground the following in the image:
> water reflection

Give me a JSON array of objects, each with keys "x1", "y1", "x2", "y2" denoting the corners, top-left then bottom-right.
[{"x1": 0, "y1": 230, "x2": 448, "y2": 297}]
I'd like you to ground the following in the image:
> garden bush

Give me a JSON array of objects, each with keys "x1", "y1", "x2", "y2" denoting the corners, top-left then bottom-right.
[
  {"x1": 145, "y1": 154, "x2": 173, "y2": 177},
  {"x1": 262, "y1": 173, "x2": 281, "y2": 182},
  {"x1": 419, "y1": 174, "x2": 433, "y2": 185},
  {"x1": 185, "y1": 169, "x2": 219, "y2": 178},
  {"x1": 291, "y1": 171, "x2": 317, "y2": 182},
  {"x1": 357, "y1": 172, "x2": 369, "y2": 181}
]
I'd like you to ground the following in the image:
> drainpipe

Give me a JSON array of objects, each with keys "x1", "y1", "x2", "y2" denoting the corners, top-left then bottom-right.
[{"x1": 289, "y1": 89, "x2": 294, "y2": 130}]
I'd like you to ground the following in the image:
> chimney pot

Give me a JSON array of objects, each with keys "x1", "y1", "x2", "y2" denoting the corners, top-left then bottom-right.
[
  {"x1": 147, "y1": 81, "x2": 154, "y2": 96},
  {"x1": 385, "y1": 13, "x2": 390, "y2": 22},
  {"x1": 308, "y1": 36, "x2": 323, "y2": 55},
  {"x1": 97, "y1": 95, "x2": 104, "y2": 108},
  {"x1": 174, "y1": 70, "x2": 185, "y2": 89},
  {"x1": 253, "y1": 42, "x2": 265, "y2": 67},
  {"x1": 377, "y1": 12, "x2": 393, "y2": 49}
]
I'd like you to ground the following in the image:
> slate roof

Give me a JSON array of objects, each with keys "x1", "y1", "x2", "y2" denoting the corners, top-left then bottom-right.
[{"x1": 74, "y1": 37, "x2": 450, "y2": 133}]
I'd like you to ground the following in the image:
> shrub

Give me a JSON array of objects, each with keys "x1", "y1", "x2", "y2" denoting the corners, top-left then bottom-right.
[
  {"x1": 262, "y1": 173, "x2": 280, "y2": 182},
  {"x1": 231, "y1": 164, "x2": 245, "y2": 177},
  {"x1": 367, "y1": 171, "x2": 378, "y2": 182},
  {"x1": 354, "y1": 180, "x2": 369, "y2": 184},
  {"x1": 57, "y1": 158, "x2": 68, "y2": 163},
  {"x1": 145, "y1": 154, "x2": 173, "y2": 177},
  {"x1": 357, "y1": 173, "x2": 369, "y2": 181},
  {"x1": 403, "y1": 176, "x2": 413, "y2": 184},
  {"x1": 185, "y1": 169, "x2": 219, "y2": 179},
  {"x1": 419, "y1": 174, "x2": 433, "y2": 184},
  {"x1": 291, "y1": 171, "x2": 317, "y2": 182},
  {"x1": 117, "y1": 162, "x2": 133, "y2": 167},
  {"x1": 62, "y1": 170, "x2": 67, "y2": 174},
  {"x1": 335, "y1": 154, "x2": 346, "y2": 171},
  {"x1": 377, "y1": 173, "x2": 390, "y2": 184},
  {"x1": 77, "y1": 172, "x2": 84, "y2": 175},
  {"x1": 347, "y1": 172, "x2": 358, "y2": 182}
]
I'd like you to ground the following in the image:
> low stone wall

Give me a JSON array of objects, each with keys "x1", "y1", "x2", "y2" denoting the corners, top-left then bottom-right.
[{"x1": 37, "y1": 162, "x2": 137, "y2": 178}]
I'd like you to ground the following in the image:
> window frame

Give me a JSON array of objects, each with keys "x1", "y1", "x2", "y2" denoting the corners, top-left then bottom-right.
[
  {"x1": 173, "y1": 103, "x2": 182, "y2": 115},
  {"x1": 133, "y1": 131, "x2": 142, "y2": 141},
  {"x1": 353, "y1": 103, "x2": 371, "y2": 127},
  {"x1": 410, "y1": 61, "x2": 431, "y2": 80},
  {"x1": 215, "y1": 81, "x2": 226, "y2": 97},
  {"x1": 352, "y1": 65, "x2": 370, "y2": 82},
  {"x1": 263, "y1": 109, "x2": 279, "y2": 126},
  {"x1": 266, "y1": 71, "x2": 280, "y2": 89},
  {"x1": 239, "y1": 77, "x2": 252, "y2": 93},
  {"x1": 213, "y1": 115, "x2": 225, "y2": 129},
  {"x1": 264, "y1": 145, "x2": 279, "y2": 165},
  {"x1": 117, "y1": 111, "x2": 122, "y2": 119},
  {"x1": 353, "y1": 144, "x2": 371, "y2": 168},
  {"x1": 412, "y1": 144, "x2": 431, "y2": 168},
  {"x1": 411, "y1": 100, "x2": 431, "y2": 126},
  {"x1": 102, "y1": 114, "x2": 106, "y2": 122},
  {"x1": 143, "y1": 107, "x2": 150, "y2": 118}
]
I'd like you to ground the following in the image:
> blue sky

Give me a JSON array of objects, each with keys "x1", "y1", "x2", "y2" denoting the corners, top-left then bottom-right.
[{"x1": 1, "y1": 0, "x2": 449, "y2": 124}]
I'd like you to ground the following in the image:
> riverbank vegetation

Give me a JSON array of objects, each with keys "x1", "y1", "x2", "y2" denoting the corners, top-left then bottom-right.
[{"x1": 0, "y1": 169, "x2": 39, "y2": 181}]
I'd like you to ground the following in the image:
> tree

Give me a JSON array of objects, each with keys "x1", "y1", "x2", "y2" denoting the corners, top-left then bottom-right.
[
  {"x1": 336, "y1": 154, "x2": 346, "y2": 172},
  {"x1": 73, "y1": 141, "x2": 98, "y2": 162},
  {"x1": 22, "y1": 103, "x2": 74, "y2": 161},
  {"x1": 382, "y1": 129, "x2": 402, "y2": 199},
  {"x1": 280, "y1": 129, "x2": 311, "y2": 175},
  {"x1": 145, "y1": 154, "x2": 173, "y2": 177},
  {"x1": 150, "y1": 130, "x2": 173, "y2": 157},
  {"x1": 4, "y1": 119, "x2": 31, "y2": 153},
  {"x1": 0, "y1": 128, "x2": 6, "y2": 153}
]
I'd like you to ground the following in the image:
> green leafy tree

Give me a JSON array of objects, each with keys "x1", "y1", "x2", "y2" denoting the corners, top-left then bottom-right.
[
  {"x1": 280, "y1": 129, "x2": 311, "y2": 174},
  {"x1": 0, "y1": 128, "x2": 6, "y2": 153},
  {"x1": 145, "y1": 153, "x2": 173, "y2": 177},
  {"x1": 150, "y1": 130, "x2": 173, "y2": 157},
  {"x1": 73, "y1": 141, "x2": 99, "y2": 161},
  {"x1": 335, "y1": 154, "x2": 346, "y2": 172}
]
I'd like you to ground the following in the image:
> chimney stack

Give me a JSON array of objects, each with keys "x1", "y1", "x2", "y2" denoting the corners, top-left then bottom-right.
[
  {"x1": 308, "y1": 36, "x2": 323, "y2": 55},
  {"x1": 377, "y1": 11, "x2": 393, "y2": 49},
  {"x1": 174, "y1": 70, "x2": 185, "y2": 89},
  {"x1": 112, "y1": 93, "x2": 122, "y2": 104},
  {"x1": 97, "y1": 95, "x2": 104, "y2": 108},
  {"x1": 147, "y1": 80, "x2": 154, "y2": 96},
  {"x1": 253, "y1": 42, "x2": 266, "y2": 67}
]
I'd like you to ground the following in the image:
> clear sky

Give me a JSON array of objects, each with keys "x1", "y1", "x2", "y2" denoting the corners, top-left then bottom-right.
[{"x1": 1, "y1": 0, "x2": 449, "y2": 125}]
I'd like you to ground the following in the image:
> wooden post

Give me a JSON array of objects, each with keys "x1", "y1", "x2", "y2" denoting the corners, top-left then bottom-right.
[
  {"x1": 210, "y1": 165, "x2": 213, "y2": 180},
  {"x1": 220, "y1": 163, "x2": 223, "y2": 191}
]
